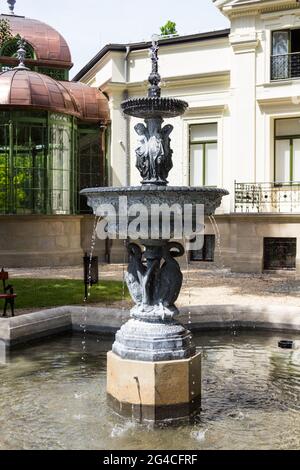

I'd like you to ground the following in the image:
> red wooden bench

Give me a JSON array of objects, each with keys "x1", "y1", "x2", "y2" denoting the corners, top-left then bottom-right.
[{"x1": 0, "y1": 268, "x2": 16, "y2": 317}]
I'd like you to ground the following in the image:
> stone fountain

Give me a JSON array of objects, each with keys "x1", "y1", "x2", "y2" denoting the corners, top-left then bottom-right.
[{"x1": 81, "y1": 37, "x2": 228, "y2": 423}]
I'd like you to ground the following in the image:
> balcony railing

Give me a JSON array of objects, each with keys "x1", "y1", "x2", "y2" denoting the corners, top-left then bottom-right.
[
  {"x1": 271, "y1": 53, "x2": 300, "y2": 80},
  {"x1": 235, "y1": 182, "x2": 300, "y2": 213}
]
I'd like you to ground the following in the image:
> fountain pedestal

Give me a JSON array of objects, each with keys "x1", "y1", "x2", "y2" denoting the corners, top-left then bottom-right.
[
  {"x1": 107, "y1": 240, "x2": 202, "y2": 423},
  {"x1": 107, "y1": 351, "x2": 201, "y2": 422}
]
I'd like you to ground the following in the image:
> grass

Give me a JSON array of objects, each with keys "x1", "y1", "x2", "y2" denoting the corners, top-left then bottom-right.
[{"x1": 4, "y1": 279, "x2": 129, "y2": 310}]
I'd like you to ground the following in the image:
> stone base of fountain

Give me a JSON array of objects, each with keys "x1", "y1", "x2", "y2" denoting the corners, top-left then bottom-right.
[
  {"x1": 112, "y1": 318, "x2": 196, "y2": 362},
  {"x1": 107, "y1": 351, "x2": 201, "y2": 423}
]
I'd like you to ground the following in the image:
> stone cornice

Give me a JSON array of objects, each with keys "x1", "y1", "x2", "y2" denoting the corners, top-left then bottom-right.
[
  {"x1": 256, "y1": 95, "x2": 300, "y2": 111},
  {"x1": 183, "y1": 103, "x2": 228, "y2": 116},
  {"x1": 218, "y1": 0, "x2": 300, "y2": 18},
  {"x1": 99, "y1": 71, "x2": 231, "y2": 97},
  {"x1": 260, "y1": 1, "x2": 300, "y2": 15},
  {"x1": 230, "y1": 36, "x2": 259, "y2": 53},
  {"x1": 127, "y1": 71, "x2": 230, "y2": 90}
]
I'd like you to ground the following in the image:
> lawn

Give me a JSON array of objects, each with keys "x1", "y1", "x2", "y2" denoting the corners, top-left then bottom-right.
[{"x1": 5, "y1": 279, "x2": 130, "y2": 310}]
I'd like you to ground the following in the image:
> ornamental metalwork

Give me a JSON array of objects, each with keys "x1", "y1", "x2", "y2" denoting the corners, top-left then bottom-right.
[
  {"x1": 271, "y1": 53, "x2": 300, "y2": 80},
  {"x1": 235, "y1": 181, "x2": 300, "y2": 213}
]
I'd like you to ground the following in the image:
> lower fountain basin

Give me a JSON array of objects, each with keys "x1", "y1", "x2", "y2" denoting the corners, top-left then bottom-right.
[{"x1": 1, "y1": 330, "x2": 300, "y2": 449}]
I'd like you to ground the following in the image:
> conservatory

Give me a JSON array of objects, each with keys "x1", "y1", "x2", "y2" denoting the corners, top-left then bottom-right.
[{"x1": 0, "y1": 2, "x2": 109, "y2": 266}]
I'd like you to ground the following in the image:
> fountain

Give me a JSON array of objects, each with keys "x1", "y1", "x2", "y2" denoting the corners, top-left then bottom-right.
[{"x1": 81, "y1": 36, "x2": 229, "y2": 423}]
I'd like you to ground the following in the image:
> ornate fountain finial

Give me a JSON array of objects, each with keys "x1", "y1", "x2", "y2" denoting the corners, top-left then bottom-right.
[
  {"x1": 7, "y1": 0, "x2": 16, "y2": 15},
  {"x1": 148, "y1": 34, "x2": 161, "y2": 98},
  {"x1": 121, "y1": 33, "x2": 189, "y2": 186},
  {"x1": 14, "y1": 38, "x2": 29, "y2": 70}
]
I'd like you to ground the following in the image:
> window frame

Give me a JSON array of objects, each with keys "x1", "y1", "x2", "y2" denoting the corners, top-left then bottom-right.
[
  {"x1": 189, "y1": 123, "x2": 218, "y2": 187},
  {"x1": 270, "y1": 28, "x2": 300, "y2": 81},
  {"x1": 274, "y1": 117, "x2": 300, "y2": 184}
]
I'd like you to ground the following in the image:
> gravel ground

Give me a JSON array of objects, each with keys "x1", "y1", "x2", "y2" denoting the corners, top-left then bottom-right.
[
  {"x1": 6, "y1": 263, "x2": 300, "y2": 316},
  {"x1": 179, "y1": 264, "x2": 300, "y2": 308}
]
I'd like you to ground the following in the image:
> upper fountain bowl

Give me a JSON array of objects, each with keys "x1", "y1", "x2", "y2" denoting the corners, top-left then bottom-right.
[
  {"x1": 121, "y1": 97, "x2": 189, "y2": 119},
  {"x1": 81, "y1": 186, "x2": 229, "y2": 217}
]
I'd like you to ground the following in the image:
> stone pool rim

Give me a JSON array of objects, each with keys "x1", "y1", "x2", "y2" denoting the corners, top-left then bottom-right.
[{"x1": 1, "y1": 304, "x2": 300, "y2": 348}]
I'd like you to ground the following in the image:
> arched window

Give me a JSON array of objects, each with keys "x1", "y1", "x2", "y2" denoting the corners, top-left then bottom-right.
[{"x1": 0, "y1": 37, "x2": 35, "y2": 60}]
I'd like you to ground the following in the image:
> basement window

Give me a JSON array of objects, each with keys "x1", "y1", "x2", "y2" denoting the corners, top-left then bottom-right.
[
  {"x1": 264, "y1": 237, "x2": 296, "y2": 270},
  {"x1": 190, "y1": 235, "x2": 216, "y2": 262}
]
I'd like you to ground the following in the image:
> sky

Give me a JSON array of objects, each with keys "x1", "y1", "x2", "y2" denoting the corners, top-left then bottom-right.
[{"x1": 2, "y1": 0, "x2": 229, "y2": 77}]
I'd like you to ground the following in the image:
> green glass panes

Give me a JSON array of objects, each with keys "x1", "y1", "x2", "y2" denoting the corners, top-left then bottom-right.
[
  {"x1": 0, "y1": 111, "x2": 104, "y2": 215},
  {"x1": 0, "y1": 37, "x2": 35, "y2": 59},
  {"x1": 78, "y1": 127, "x2": 103, "y2": 213},
  {"x1": 13, "y1": 123, "x2": 47, "y2": 214},
  {"x1": 0, "y1": 111, "x2": 76, "y2": 215},
  {"x1": 37, "y1": 67, "x2": 68, "y2": 81},
  {"x1": 0, "y1": 124, "x2": 9, "y2": 213}
]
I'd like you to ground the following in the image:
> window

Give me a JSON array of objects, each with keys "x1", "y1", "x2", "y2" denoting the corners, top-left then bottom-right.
[
  {"x1": 264, "y1": 238, "x2": 296, "y2": 270},
  {"x1": 13, "y1": 123, "x2": 48, "y2": 214},
  {"x1": 275, "y1": 118, "x2": 300, "y2": 183},
  {"x1": 50, "y1": 117, "x2": 73, "y2": 215},
  {"x1": 271, "y1": 29, "x2": 300, "y2": 80},
  {"x1": 0, "y1": 38, "x2": 35, "y2": 60},
  {"x1": 0, "y1": 111, "x2": 77, "y2": 215},
  {"x1": 37, "y1": 67, "x2": 69, "y2": 81},
  {"x1": 189, "y1": 123, "x2": 218, "y2": 187},
  {"x1": 0, "y1": 111, "x2": 105, "y2": 216},
  {"x1": 190, "y1": 235, "x2": 216, "y2": 262},
  {"x1": 78, "y1": 126, "x2": 104, "y2": 213}
]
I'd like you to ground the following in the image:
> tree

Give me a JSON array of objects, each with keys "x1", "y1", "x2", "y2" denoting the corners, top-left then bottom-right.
[
  {"x1": 160, "y1": 21, "x2": 178, "y2": 37},
  {"x1": 0, "y1": 19, "x2": 12, "y2": 48}
]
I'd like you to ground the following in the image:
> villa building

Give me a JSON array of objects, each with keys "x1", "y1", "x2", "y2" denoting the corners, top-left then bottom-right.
[
  {"x1": 73, "y1": 0, "x2": 300, "y2": 273},
  {"x1": 0, "y1": 1, "x2": 109, "y2": 267}
]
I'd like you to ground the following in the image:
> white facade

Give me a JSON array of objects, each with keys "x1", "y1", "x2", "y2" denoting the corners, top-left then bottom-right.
[{"x1": 76, "y1": 0, "x2": 300, "y2": 272}]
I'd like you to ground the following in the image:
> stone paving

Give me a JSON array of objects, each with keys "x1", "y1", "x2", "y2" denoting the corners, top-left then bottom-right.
[{"x1": 7, "y1": 263, "x2": 300, "y2": 315}]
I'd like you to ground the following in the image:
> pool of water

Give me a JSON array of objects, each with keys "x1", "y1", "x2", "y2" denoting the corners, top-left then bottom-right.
[{"x1": 0, "y1": 331, "x2": 300, "y2": 450}]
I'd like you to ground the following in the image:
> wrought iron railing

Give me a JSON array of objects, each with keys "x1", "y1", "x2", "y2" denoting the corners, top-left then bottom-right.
[
  {"x1": 235, "y1": 182, "x2": 300, "y2": 213},
  {"x1": 271, "y1": 53, "x2": 300, "y2": 80}
]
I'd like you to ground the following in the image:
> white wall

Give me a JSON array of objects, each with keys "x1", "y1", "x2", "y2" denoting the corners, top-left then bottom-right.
[{"x1": 79, "y1": 0, "x2": 300, "y2": 214}]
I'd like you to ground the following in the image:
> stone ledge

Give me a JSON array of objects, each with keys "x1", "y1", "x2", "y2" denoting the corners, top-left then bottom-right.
[{"x1": 1, "y1": 304, "x2": 300, "y2": 348}]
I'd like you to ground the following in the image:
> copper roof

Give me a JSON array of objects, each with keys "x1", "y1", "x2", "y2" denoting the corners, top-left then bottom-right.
[
  {"x1": 61, "y1": 81, "x2": 110, "y2": 123},
  {"x1": 0, "y1": 14, "x2": 72, "y2": 68},
  {"x1": 0, "y1": 69, "x2": 80, "y2": 116}
]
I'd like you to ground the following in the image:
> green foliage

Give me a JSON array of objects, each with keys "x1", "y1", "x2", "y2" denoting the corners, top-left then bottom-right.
[
  {"x1": 0, "y1": 153, "x2": 8, "y2": 211},
  {"x1": 5, "y1": 279, "x2": 130, "y2": 310},
  {"x1": 0, "y1": 19, "x2": 12, "y2": 49},
  {"x1": 0, "y1": 150, "x2": 34, "y2": 213},
  {"x1": 160, "y1": 20, "x2": 178, "y2": 37}
]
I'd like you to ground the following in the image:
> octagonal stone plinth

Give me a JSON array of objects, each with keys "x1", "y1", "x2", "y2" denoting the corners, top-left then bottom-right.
[{"x1": 107, "y1": 351, "x2": 201, "y2": 423}]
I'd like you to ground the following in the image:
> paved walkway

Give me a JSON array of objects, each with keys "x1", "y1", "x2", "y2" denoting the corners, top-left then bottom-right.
[{"x1": 9, "y1": 263, "x2": 300, "y2": 312}]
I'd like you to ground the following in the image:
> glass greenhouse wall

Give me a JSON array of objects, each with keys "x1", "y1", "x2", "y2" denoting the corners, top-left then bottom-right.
[{"x1": 0, "y1": 110, "x2": 103, "y2": 215}]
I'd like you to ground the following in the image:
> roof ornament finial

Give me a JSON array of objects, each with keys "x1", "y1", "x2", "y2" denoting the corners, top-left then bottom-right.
[
  {"x1": 148, "y1": 34, "x2": 161, "y2": 98},
  {"x1": 7, "y1": 0, "x2": 16, "y2": 15},
  {"x1": 14, "y1": 38, "x2": 29, "y2": 70}
]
